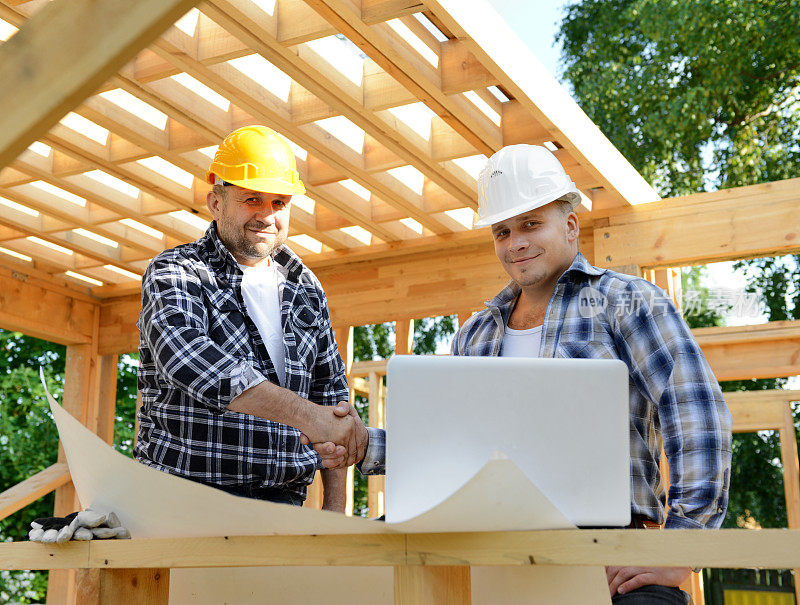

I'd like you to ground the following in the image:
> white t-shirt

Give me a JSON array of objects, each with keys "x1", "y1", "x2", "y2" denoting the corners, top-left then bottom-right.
[
  {"x1": 238, "y1": 261, "x2": 287, "y2": 386},
  {"x1": 501, "y1": 324, "x2": 543, "y2": 358}
]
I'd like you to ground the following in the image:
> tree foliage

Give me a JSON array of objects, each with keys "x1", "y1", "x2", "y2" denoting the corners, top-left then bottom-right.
[
  {"x1": 558, "y1": 0, "x2": 800, "y2": 196},
  {"x1": 559, "y1": 0, "x2": 800, "y2": 532},
  {"x1": 0, "y1": 330, "x2": 138, "y2": 602}
]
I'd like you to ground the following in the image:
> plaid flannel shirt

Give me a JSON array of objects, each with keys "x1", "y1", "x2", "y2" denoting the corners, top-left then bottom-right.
[
  {"x1": 134, "y1": 222, "x2": 348, "y2": 501},
  {"x1": 451, "y1": 253, "x2": 732, "y2": 529}
]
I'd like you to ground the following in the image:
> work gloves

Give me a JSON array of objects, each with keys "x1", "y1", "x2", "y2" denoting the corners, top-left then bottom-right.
[{"x1": 28, "y1": 510, "x2": 130, "y2": 544}]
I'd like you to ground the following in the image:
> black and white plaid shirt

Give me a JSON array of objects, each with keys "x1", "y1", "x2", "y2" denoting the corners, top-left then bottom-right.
[{"x1": 134, "y1": 222, "x2": 348, "y2": 501}]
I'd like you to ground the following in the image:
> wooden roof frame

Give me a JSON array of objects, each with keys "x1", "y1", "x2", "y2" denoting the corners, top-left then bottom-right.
[{"x1": 0, "y1": 0, "x2": 664, "y2": 297}]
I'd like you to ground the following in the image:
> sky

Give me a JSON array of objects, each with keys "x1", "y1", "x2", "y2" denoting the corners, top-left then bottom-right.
[{"x1": 486, "y1": 0, "x2": 572, "y2": 83}]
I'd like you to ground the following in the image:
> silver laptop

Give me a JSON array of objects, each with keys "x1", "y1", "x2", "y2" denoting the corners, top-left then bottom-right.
[{"x1": 384, "y1": 355, "x2": 631, "y2": 527}]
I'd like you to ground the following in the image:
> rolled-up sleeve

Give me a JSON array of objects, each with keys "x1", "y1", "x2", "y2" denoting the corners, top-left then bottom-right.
[
  {"x1": 613, "y1": 280, "x2": 732, "y2": 529},
  {"x1": 138, "y1": 257, "x2": 266, "y2": 412}
]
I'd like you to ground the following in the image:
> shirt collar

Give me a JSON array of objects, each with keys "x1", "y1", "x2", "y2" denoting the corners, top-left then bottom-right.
[{"x1": 484, "y1": 252, "x2": 604, "y2": 311}]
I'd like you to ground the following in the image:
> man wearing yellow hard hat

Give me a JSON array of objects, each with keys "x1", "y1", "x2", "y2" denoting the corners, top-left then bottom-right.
[
  {"x1": 311, "y1": 145, "x2": 732, "y2": 601},
  {"x1": 135, "y1": 125, "x2": 367, "y2": 511}
]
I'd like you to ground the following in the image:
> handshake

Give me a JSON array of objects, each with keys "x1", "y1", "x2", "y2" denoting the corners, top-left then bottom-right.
[{"x1": 299, "y1": 401, "x2": 368, "y2": 470}]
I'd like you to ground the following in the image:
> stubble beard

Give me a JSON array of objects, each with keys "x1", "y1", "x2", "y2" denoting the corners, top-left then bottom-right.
[{"x1": 220, "y1": 216, "x2": 286, "y2": 261}]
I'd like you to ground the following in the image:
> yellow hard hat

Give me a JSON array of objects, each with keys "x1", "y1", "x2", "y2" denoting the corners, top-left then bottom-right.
[{"x1": 206, "y1": 125, "x2": 306, "y2": 196}]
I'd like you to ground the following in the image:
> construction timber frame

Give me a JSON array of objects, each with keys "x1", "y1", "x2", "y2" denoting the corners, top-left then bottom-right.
[{"x1": 0, "y1": 0, "x2": 799, "y2": 603}]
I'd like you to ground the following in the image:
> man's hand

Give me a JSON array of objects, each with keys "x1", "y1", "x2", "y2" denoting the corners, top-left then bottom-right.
[
  {"x1": 606, "y1": 566, "x2": 691, "y2": 596},
  {"x1": 300, "y1": 402, "x2": 367, "y2": 469},
  {"x1": 301, "y1": 401, "x2": 367, "y2": 467}
]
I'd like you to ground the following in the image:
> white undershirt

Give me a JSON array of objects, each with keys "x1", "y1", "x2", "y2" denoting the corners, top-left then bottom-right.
[
  {"x1": 238, "y1": 261, "x2": 287, "y2": 386},
  {"x1": 501, "y1": 324, "x2": 543, "y2": 358}
]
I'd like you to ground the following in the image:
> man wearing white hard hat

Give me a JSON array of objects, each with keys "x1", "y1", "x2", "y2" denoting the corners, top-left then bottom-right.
[
  {"x1": 450, "y1": 144, "x2": 732, "y2": 603},
  {"x1": 306, "y1": 145, "x2": 732, "y2": 599}
]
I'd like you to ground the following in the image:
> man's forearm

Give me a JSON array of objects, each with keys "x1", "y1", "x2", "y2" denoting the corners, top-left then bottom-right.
[
  {"x1": 228, "y1": 380, "x2": 317, "y2": 431},
  {"x1": 321, "y1": 468, "x2": 347, "y2": 512},
  {"x1": 229, "y1": 383, "x2": 367, "y2": 465}
]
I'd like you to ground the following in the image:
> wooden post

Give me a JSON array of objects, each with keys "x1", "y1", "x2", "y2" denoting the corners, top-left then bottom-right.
[
  {"x1": 96, "y1": 355, "x2": 119, "y2": 445},
  {"x1": 395, "y1": 319, "x2": 414, "y2": 356},
  {"x1": 394, "y1": 566, "x2": 471, "y2": 604},
  {"x1": 779, "y1": 403, "x2": 800, "y2": 605},
  {"x1": 48, "y1": 341, "x2": 100, "y2": 604},
  {"x1": 77, "y1": 568, "x2": 169, "y2": 605},
  {"x1": 367, "y1": 369, "x2": 385, "y2": 517},
  {"x1": 303, "y1": 470, "x2": 324, "y2": 510},
  {"x1": 305, "y1": 325, "x2": 353, "y2": 511}
]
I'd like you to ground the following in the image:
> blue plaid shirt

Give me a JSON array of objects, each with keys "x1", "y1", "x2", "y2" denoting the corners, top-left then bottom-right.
[
  {"x1": 135, "y1": 222, "x2": 348, "y2": 501},
  {"x1": 451, "y1": 253, "x2": 732, "y2": 529}
]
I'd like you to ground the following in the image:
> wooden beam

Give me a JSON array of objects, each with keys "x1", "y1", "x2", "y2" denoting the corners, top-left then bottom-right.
[
  {"x1": 304, "y1": 0, "x2": 502, "y2": 157},
  {"x1": 594, "y1": 177, "x2": 800, "y2": 268},
  {"x1": 693, "y1": 320, "x2": 800, "y2": 381},
  {"x1": 202, "y1": 0, "x2": 472, "y2": 229},
  {"x1": 98, "y1": 295, "x2": 141, "y2": 356},
  {"x1": 0, "y1": 0, "x2": 201, "y2": 168},
  {"x1": 322, "y1": 240, "x2": 505, "y2": 327},
  {"x1": 0, "y1": 264, "x2": 98, "y2": 345},
  {"x1": 0, "y1": 463, "x2": 71, "y2": 522},
  {"x1": 49, "y1": 337, "x2": 102, "y2": 604},
  {"x1": 96, "y1": 355, "x2": 119, "y2": 444},
  {"x1": 351, "y1": 359, "x2": 390, "y2": 378},
  {"x1": 3, "y1": 530, "x2": 800, "y2": 570},
  {"x1": 361, "y1": 0, "x2": 423, "y2": 22}
]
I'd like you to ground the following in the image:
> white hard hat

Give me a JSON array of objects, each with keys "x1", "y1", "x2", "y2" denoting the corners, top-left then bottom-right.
[{"x1": 475, "y1": 144, "x2": 582, "y2": 227}]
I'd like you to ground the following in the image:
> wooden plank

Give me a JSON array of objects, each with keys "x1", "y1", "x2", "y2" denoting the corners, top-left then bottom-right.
[
  {"x1": 728, "y1": 398, "x2": 786, "y2": 433},
  {"x1": 3, "y1": 530, "x2": 800, "y2": 570},
  {"x1": 394, "y1": 566, "x2": 470, "y2": 605},
  {"x1": 395, "y1": 319, "x2": 414, "y2": 355},
  {"x1": 203, "y1": 0, "x2": 472, "y2": 228},
  {"x1": 305, "y1": 0, "x2": 502, "y2": 158},
  {"x1": 779, "y1": 402, "x2": 800, "y2": 605},
  {"x1": 0, "y1": 541, "x2": 90, "y2": 570},
  {"x1": 594, "y1": 177, "x2": 800, "y2": 268},
  {"x1": 404, "y1": 529, "x2": 800, "y2": 568},
  {"x1": 96, "y1": 355, "x2": 119, "y2": 444},
  {"x1": 694, "y1": 321, "x2": 800, "y2": 381},
  {"x1": 0, "y1": 463, "x2": 71, "y2": 521},
  {"x1": 351, "y1": 359, "x2": 390, "y2": 378},
  {"x1": 76, "y1": 568, "x2": 169, "y2": 605},
  {"x1": 361, "y1": 0, "x2": 423, "y2": 22},
  {"x1": 0, "y1": 0, "x2": 201, "y2": 168},
  {"x1": 780, "y1": 405, "x2": 800, "y2": 530},
  {"x1": 0, "y1": 264, "x2": 98, "y2": 345},
  {"x1": 98, "y1": 295, "x2": 141, "y2": 356},
  {"x1": 49, "y1": 335, "x2": 101, "y2": 604}
]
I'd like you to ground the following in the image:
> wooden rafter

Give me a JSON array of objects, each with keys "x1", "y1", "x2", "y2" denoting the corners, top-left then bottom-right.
[{"x1": 0, "y1": 0, "x2": 201, "y2": 167}]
